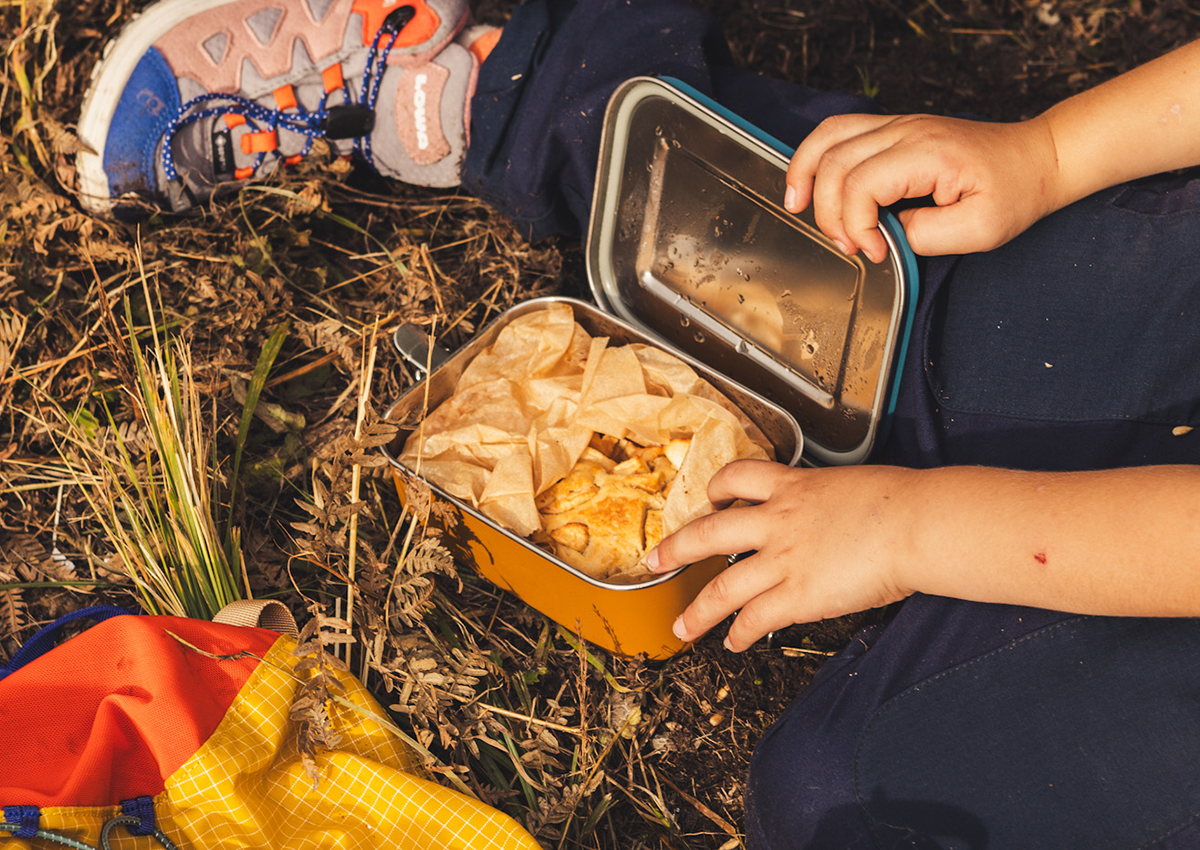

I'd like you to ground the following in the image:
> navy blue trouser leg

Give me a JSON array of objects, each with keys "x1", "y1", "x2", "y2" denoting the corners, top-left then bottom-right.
[
  {"x1": 463, "y1": 0, "x2": 878, "y2": 242},
  {"x1": 463, "y1": 3, "x2": 1200, "y2": 848},
  {"x1": 749, "y1": 175, "x2": 1200, "y2": 849},
  {"x1": 880, "y1": 171, "x2": 1200, "y2": 471},
  {"x1": 745, "y1": 598, "x2": 1200, "y2": 850}
]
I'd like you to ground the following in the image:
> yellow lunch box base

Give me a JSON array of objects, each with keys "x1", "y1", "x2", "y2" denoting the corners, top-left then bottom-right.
[{"x1": 393, "y1": 470, "x2": 727, "y2": 660}]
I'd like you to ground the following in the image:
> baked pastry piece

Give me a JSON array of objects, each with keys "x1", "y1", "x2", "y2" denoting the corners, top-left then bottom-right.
[{"x1": 533, "y1": 434, "x2": 689, "y2": 579}]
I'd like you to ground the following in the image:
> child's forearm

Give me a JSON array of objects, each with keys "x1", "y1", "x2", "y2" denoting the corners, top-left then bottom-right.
[
  {"x1": 651, "y1": 462, "x2": 1200, "y2": 651},
  {"x1": 1045, "y1": 38, "x2": 1200, "y2": 209},
  {"x1": 899, "y1": 465, "x2": 1200, "y2": 617},
  {"x1": 783, "y1": 38, "x2": 1200, "y2": 259}
]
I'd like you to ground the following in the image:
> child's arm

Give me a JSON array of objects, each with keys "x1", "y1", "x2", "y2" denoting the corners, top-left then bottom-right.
[
  {"x1": 648, "y1": 462, "x2": 1200, "y2": 651},
  {"x1": 784, "y1": 38, "x2": 1200, "y2": 261}
]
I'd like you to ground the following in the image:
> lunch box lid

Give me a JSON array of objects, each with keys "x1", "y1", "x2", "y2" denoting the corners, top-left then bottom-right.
[{"x1": 586, "y1": 77, "x2": 920, "y2": 465}]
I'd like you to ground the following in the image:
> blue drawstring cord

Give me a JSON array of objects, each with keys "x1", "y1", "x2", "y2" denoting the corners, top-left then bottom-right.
[{"x1": 160, "y1": 15, "x2": 409, "y2": 183}]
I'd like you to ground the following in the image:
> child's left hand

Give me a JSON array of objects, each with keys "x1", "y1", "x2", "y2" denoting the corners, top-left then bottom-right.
[
  {"x1": 647, "y1": 459, "x2": 916, "y2": 651},
  {"x1": 784, "y1": 113, "x2": 1061, "y2": 261}
]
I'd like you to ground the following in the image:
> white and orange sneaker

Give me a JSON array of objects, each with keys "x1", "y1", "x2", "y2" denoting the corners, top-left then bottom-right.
[{"x1": 76, "y1": 0, "x2": 495, "y2": 216}]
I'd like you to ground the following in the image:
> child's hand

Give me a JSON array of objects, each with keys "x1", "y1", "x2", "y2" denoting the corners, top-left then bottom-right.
[
  {"x1": 784, "y1": 113, "x2": 1062, "y2": 261},
  {"x1": 647, "y1": 460, "x2": 916, "y2": 651}
]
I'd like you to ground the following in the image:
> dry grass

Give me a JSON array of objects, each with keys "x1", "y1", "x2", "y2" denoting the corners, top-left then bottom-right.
[{"x1": 1, "y1": 0, "x2": 1192, "y2": 846}]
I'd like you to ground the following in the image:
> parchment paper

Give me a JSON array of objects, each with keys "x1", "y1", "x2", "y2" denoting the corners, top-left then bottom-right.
[{"x1": 400, "y1": 303, "x2": 773, "y2": 574}]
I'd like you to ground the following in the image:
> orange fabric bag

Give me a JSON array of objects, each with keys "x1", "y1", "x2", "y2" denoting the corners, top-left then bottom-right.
[{"x1": 0, "y1": 606, "x2": 541, "y2": 849}]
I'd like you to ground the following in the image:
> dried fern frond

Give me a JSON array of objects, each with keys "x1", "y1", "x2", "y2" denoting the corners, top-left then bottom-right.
[
  {"x1": 0, "y1": 308, "x2": 28, "y2": 419},
  {"x1": 291, "y1": 606, "x2": 352, "y2": 788},
  {"x1": 0, "y1": 586, "x2": 28, "y2": 638},
  {"x1": 390, "y1": 536, "x2": 454, "y2": 628}
]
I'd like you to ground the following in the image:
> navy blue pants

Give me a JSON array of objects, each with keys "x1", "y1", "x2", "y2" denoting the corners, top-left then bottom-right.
[{"x1": 463, "y1": 2, "x2": 1200, "y2": 847}]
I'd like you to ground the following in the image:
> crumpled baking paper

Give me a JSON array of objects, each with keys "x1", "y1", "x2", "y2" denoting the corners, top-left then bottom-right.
[{"x1": 400, "y1": 302, "x2": 773, "y2": 570}]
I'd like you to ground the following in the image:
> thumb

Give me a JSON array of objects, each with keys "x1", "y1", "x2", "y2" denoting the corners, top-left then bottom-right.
[{"x1": 896, "y1": 199, "x2": 1017, "y2": 257}]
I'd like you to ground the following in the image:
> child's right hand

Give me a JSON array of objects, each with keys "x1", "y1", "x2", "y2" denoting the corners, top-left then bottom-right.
[
  {"x1": 783, "y1": 113, "x2": 1063, "y2": 261},
  {"x1": 646, "y1": 460, "x2": 917, "y2": 652}
]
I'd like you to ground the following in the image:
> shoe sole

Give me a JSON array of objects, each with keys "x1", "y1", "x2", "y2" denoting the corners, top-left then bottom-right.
[{"x1": 76, "y1": 0, "x2": 254, "y2": 214}]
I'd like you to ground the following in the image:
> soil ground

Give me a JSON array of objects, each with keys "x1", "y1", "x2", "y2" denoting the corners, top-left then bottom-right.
[{"x1": 1, "y1": 1, "x2": 1195, "y2": 848}]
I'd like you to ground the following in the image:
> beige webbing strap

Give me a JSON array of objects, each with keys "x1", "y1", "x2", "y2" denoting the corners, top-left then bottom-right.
[{"x1": 213, "y1": 599, "x2": 299, "y2": 637}]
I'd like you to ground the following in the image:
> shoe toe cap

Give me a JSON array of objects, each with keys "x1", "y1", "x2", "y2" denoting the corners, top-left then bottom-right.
[{"x1": 81, "y1": 46, "x2": 182, "y2": 210}]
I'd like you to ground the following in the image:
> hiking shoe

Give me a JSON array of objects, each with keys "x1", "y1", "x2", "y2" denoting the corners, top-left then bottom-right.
[{"x1": 76, "y1": 0, "x2": 490, "y2": 217}]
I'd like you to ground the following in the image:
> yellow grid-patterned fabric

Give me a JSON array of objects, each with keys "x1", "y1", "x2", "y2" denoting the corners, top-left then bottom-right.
[{"x1": 4, "y1": 634, "x2": 541, "y2": 850}]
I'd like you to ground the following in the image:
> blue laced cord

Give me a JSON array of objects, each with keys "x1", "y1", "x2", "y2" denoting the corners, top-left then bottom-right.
[
  {"x1": 354, "y1": 20, "x2": 403, "y2": 165},
  {"x1": 160, "y1": 23, "x2": 404, "y2": 182}
]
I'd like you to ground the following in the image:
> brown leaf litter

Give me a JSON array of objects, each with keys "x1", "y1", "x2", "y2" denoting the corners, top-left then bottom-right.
[{"x1": 2, "y1": 0, "x2": 1193, "y2": 845}]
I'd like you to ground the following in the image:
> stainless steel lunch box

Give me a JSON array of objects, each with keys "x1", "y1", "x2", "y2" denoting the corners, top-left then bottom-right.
[{"x1": 383, "y1": 78, "x2": 918, "y2": 658}]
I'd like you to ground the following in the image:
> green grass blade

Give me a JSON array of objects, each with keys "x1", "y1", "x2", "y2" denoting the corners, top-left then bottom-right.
[{"x1": 226, "y1": 321, "x2": 289, "y2": 542}]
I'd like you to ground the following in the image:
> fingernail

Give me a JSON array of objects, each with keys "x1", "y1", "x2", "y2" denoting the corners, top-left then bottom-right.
[
  {"x1": 784, "y1": 186, "x2": 797, "y2": 211},
  {"x1": 833, "y1": 239, "x2": 852, "y2": 255},
  {"x1": 645, "y1": 547, "x2": 660, "y2": 571},
  {"x1": 723, "y1": 635, "x2": 734, "y2": 652},
  {"x1": 672, "y1": 616, "x2": 687, "y2": 640}
]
